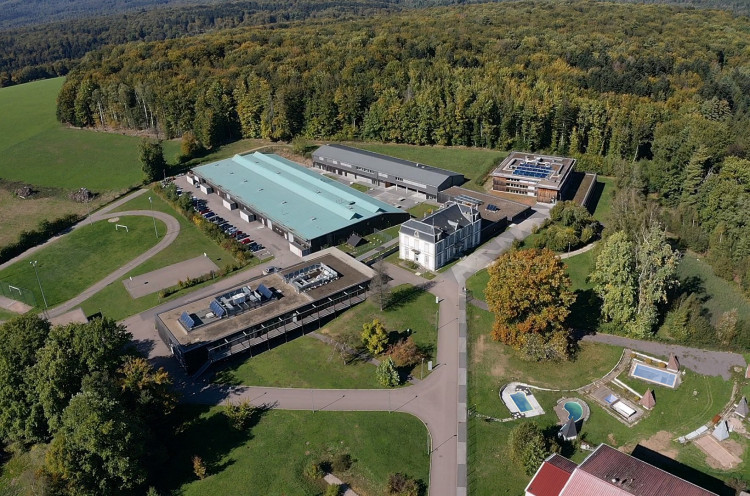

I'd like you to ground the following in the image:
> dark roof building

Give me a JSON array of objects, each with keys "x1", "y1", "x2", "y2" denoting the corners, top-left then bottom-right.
[
  {"x1": 559, "y1": 418, "x2": 578, "y2": 441},
  {"x1": 312, "y1": 144, "x2": 464, "y2": 199},
  {"x1": 526, "y1": 444, "x2": 718, "y2": 496},
  {"x1": 437, "y1": 186, "x2": 532, "y2": 242},
  {"x1": 398, "y1": 203, "x2": 481, "y2": 271},
  {"x1": 492, "y1": 151, "x2": 576, "y2": 203},
  {"x1": 155, "y1": 249, "x2": 374, "y2": 374}
]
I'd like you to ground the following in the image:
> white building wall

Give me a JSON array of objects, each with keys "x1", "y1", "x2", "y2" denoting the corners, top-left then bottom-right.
[{"x1": 399, "y1": 213, "x2": 481, "y2": 272}]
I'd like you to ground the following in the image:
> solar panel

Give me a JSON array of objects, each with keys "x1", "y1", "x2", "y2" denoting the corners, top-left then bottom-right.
[
  {"x1": 210, "y1": 299, "x2": 226, "y2": 317},
  {"x1": 257, "y1": 284, "x2": 273, "y2": 300},
  {"x1": 179, "y1": 311, "x2": 195, "y2": 330},
  {"x1": 487, "y1": 204, "x2": 498, "y2": 212}
]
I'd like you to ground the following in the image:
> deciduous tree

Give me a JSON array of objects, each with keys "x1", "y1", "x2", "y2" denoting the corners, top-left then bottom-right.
[
  {"x1": 509, "y1": 422, "x2": 548, "y2": 476},
  {"x1": 361, "y1": 319, "x2": 388, "y2": 355},
  {"x1": 485, "y1": 249, "x2": 575, "y2": 358},
  {"x1": 589, "y1": 231, "x2": 637, "y2": 326},
  {"x1": 376, "y1": 357, "x2": 400, "y2": 387},
  {"x1": 139, "y1": 139, "x2": 166, "y2": 184}
]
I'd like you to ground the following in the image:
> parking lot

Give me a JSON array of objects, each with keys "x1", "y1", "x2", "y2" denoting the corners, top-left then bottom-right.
[{"x1": 180, "y1": 176, "x2": 299, "y2": 265}]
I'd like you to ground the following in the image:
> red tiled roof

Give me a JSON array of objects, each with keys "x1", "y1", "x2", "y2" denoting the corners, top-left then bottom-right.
[
  {"x1": 526, "y1": 456, "x2": 575, "y2": 496},
  {"x1": 574, "y1": 444, "x2": 717, "y2": 496}
]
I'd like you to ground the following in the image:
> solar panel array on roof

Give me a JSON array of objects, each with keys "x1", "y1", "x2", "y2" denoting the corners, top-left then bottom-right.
[
  {"x1": 513, "y1": 162, "x2": 552, "y2": 179},
  {"x1": 257, "y1": 284, "x2": 273, "y2": 300},
  {"x1": 179, "y1": 312, "x2": 195, "y2": 330},
  {"x1": 487, "y1": 204, "x2": 498, "y2": 212},
  {"x1": 209, "y1": 299, "x2": 226, "y2": 318}
]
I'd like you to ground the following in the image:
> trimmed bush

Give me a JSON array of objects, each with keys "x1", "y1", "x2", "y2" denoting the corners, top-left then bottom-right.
[{"x1": 332, "y1": 453, "x2": 352, "y2": 472}]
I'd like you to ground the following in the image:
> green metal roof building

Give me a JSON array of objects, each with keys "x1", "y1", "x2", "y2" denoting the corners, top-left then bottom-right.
[{"x1": 192, "y1": 153, "x2": 409, "y2": 255}]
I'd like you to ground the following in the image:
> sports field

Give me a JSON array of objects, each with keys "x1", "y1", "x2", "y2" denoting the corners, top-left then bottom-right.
[{"x1": 0, "y1": 217, "x2": 164, "y2": 309}]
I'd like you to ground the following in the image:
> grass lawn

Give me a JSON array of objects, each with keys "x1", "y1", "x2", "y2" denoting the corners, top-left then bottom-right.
[
  {"x1": 350, "y1": 182, "x2": 371, "y2": 193},
  {"x1": 217, "y1": 284, "x2": 439, "y2": 387},
  {"x1": 80, "y1": 190, "x2": 247, "y2": 321},
  {"x1": 345, "y1": 142, "x2": 507, "y2": 192},
  {"x1": 214, "y1": 335, "x2": 381, "y2": 388},
  {"x1": 676, "y1": 252, "x2": 750, "y2": 325},
  {"x1": 0, "y1": 217, "x2": 164, "y2": 309},
  {"x1": 408, "y1": 202, "x2": 439, "y2": 219},
  {"x1": 384, "y1": 252, "x2": 437, "y2": 280},
  {"x1": 0, "y1": 78, "x2": 180, "y2": 192},
  {"x1": 161, "y1": 406, "x2": 429, "y2": 496},
  {"x1": 591, "y1": 176, "x2": 615, "y2": 225},
  {"x1": 466, "y1": 303, "x2": 736, "y2": 495},
  {"x1": 338, "y1": 225, "x2": 399, "y2": 258}
]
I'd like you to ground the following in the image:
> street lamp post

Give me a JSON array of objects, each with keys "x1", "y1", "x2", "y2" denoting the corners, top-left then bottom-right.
[
  {"x1": 148, "y1": 196, "x2": 159, "y2": 239},
  {"x1": 30, "y1": 260, "x2": 48, "y2": 309}
]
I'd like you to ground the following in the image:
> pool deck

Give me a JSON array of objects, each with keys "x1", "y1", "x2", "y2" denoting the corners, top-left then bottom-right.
[
  {"x1": 629, "y1": 359, "x2": 681, "y2": 388},
  {"x1": 501, "y1": 382, "x2": 545, "y2": 418},
  {"x1": 554, "y1": 397, "x2": 590, "y2": 424}
]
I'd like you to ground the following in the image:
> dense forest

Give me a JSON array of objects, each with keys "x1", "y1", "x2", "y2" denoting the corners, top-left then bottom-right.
[
  {"x1": 0, "y1": 0, "x2": 397, "y2": 86},
  {"x1": 3, "y1": 0, "x2": 750, "y2": 87},
  {"x1": 57, "y1": 1, "x2": 750, "y2": 301}
]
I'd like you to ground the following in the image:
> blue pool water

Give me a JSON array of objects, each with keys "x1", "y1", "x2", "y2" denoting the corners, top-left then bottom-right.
[
  {"x1": 564, "y1": 401, "x2": 583, "y2": 421},
  {"x1": 631, "y1": 363, "x2": 678, "y2": 387},
  {"x1": 510, "y1": 392, "x2": 533, "y2": 412}
]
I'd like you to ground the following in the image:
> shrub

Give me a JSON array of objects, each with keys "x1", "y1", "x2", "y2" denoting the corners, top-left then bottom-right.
[
  {"x1": 361, "y1": 319, "x2": 388, "y2": 355},
  {"x1": 192, "y1": 456, "x2": 207, "y2": 480},
  {"x1": 224, "y1": 400, "x2": 256, "y2": 430},
  {"x1": 509, "y1": 422, "x2": 548, "y2": 476},
  {"x1": 387, "y1": 337, "x2": 425, "y2": 367},
  {"x1": 376, "y1": 357, "x2": 400, "y2": 387},
  {"x1": 332, "y1": 453, "x2": 352, "y2": 472},
  {"x1": 303, "y1": 461, "x2": 324, "y2": 479},
  {"x1": 387, "y1": 473, "x2": 420, "y2": 496},
  {"x1": 324, "y1": 484, "x2": 341, "y2": 496}
]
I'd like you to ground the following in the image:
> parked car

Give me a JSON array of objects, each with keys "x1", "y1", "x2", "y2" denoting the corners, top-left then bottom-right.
[
  {"x1": 263, "y1": 266, "x2": 280, "y2": 275},
  {"x1": 240, "y1": 238, "x2": 253, "y2": 245},
  {"x1": 203, "y1": 212, "x2": 215, "y2": 219}
]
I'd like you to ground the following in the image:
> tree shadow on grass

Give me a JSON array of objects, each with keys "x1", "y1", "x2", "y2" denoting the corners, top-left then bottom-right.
[
  {"x1": 158, "y1": 403, "x2": 269, "y2": 493},
  {"x1": 385, "y1": 284, "x2": 430, "y2": 311},
  {"x1": 567, "y1": 289, "x2": 602, "y2": 338}
]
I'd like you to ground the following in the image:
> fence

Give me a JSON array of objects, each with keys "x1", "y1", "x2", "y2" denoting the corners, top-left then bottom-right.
[{"x1": 0, "y1": 280, "x2": 37, "y2": 308}]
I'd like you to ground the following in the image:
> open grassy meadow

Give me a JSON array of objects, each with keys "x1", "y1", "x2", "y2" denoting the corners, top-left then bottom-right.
[
  {"x1": 0, "y1": 78, "x2": 180, "y2": 246},
  {"x1": 0, "y1": 78, "x2": 180, "y2": 192},
  {"x1": 161, "y1": 406, "x2": 429, "y2": 496},
  {"x1": 0, "y1": 216, "x2": 164, "y2": 309},
  {"x1": 347, "y1": 142, "x2": 507, "y2": 192}
]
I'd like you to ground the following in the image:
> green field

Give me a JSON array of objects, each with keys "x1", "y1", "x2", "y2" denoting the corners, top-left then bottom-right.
[
  {"x1": 592, "y1": 176, "x2": 615, "y2": 224},
  {"x1": 163, "y1": 406, "x2": 429, "y2": 496},
  {"x1": 214, "y1": 335, "x2": 381, "y2": 389},
  {"x1": 677, "y1": 252, "x2": 750, "y2": 325},
  {"x1": 348, "y1": 142, "x2": 506, "y2": 191},
  {"x1": 0, "y1": 217, "x2": 164, "y2": 309},
  {"x1": 80, "y1": 190, "x2": 247, "y2": 320},
  {"x1": 0, "y1": 78, "x2": 180, "y2": 192},
  {"x1": 216, "y1": 284, "x2": 439, "y2": 387},
  {"x1": 466, "y1": 304, "x2": 736, "y2": 495}
]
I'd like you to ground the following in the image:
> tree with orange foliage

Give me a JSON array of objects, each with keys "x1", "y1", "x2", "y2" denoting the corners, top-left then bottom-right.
[{"x1": 485, "y1": 248, "x2": 575, "y2": 361}]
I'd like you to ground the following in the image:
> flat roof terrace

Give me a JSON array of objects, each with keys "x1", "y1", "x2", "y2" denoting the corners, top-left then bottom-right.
[
  {"x1": 158, "y1": 251, "x2": 372, "y2": 347},
  {"x1": 493, "y1": 151, "x2": 576, "y2": 190}
]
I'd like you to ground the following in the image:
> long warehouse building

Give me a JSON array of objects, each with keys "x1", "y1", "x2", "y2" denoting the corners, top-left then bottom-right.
[
  {"x1": 312, "y1": 144, "x2": 465, "y2": 199},
  {"x1": 191, "y1": 152, "x2": 409, "y2": 256}
]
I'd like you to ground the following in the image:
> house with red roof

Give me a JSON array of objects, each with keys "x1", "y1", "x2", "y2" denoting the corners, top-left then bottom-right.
[{"x1": 526, "y1": 444, "x2": 718, "y2": 496}]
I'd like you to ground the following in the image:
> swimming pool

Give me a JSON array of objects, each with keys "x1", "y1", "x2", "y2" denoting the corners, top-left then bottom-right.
[
  {"x1": 631, "y1": 363, "x2": 678, "y2": 387},
  {"x1": 564, "y1": 401, "x2": 583, "y2": 421},
  {"x1": 510, "y1": 392, "x2": 533, "y2": 412}
]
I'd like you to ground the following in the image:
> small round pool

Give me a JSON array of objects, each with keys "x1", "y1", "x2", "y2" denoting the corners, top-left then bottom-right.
[{"x1": 564, "y1": 401, "x2": 583, "y2": 421}]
